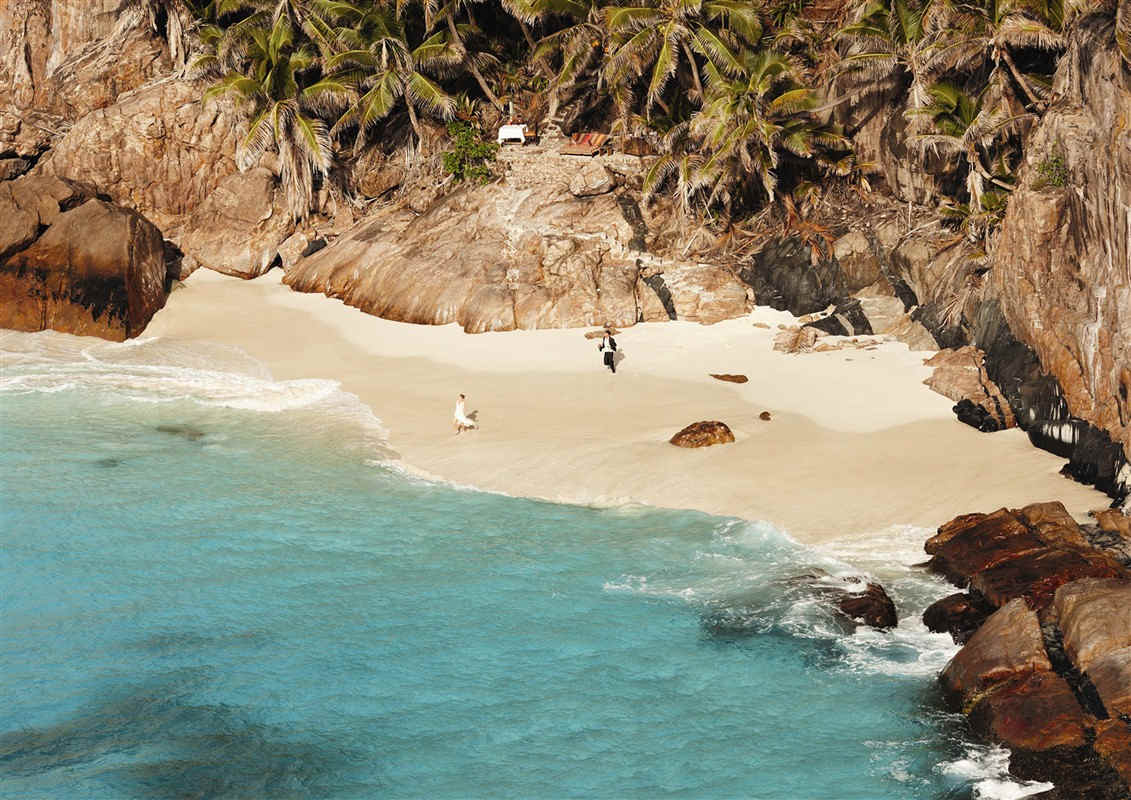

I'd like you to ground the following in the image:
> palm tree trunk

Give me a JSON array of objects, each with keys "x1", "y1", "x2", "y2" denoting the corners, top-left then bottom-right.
[
  {"x1": 682, "y1": 41, "x2": 703, "y2": 101},
  {"x1": 998, "y1": 48, "x2": 1043, "y2": 109},
  {"x1": 446, "y1": 13, "x2": 503, "y2": 110},
  {"x1": 406, "y1": 98, "x2": 423, "y2": 146}
]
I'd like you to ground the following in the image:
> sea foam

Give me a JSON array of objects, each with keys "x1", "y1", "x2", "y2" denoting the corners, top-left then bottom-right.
[{"x1": 0, "y1": 330, "x2": 392, "y2": 458}]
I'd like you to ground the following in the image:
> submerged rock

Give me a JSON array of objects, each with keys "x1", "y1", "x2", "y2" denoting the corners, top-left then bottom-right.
[{"x1": 156, "y1": 424, "x2": 206, "y2": 442}]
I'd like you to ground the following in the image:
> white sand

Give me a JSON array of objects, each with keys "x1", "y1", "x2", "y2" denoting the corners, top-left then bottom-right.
[{"x1": 145, "y1": 269, "x2": 1110, "y2": 543}]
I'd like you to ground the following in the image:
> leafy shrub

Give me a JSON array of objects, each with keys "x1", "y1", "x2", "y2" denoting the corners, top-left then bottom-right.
[
  {"x1": 442, "y1": 122, "x2": 498, "y2": 184},
  {"x1": 1035, "y1": 151, "x2": 1069, "y2": 189}
]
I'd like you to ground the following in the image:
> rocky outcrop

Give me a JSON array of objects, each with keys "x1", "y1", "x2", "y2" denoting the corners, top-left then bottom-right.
[
  {"x1": 927, "y1": 504, "x2": 1131, "y2": 797},
  {"x1": 284, "y1": 147, "x2": 750, "y2": 331},
  {"x1": 0, "y1": 195, "x2": 167, "y2": 339},
  {"x1": 38, "y1": 79, "x2": 241, "y2": 233},
  {"x1": 669, "y1": 421, "x2": 735, "y2": 448},
  {"x1": 178, "y1": 168, "x2": 294, "y2": 279},
  {"x1": 986, "y1": 24, "x2": 1131, "y2": 504},
  {"x1": 924, "y1": 502, "x2": 1126, "y2": 610},
  {"x1": 923, "y1": 346, "x2": 1016, "y2": 432}
]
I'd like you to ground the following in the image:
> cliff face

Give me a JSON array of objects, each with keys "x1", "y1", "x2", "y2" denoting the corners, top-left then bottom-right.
[
  {"x1": 987, "y1": 24, "x2": 1131, "y2": 502},
  {"x1": 0, "y1": 1, "x2": 169, "y2": 155}
]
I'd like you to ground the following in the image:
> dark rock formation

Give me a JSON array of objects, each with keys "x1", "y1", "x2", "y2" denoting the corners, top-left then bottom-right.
[
  {"x1": 924, "y1": 503, "x2": 1127, "y2": 609},
  {"x1": 833, "y1": 580, "x2": 898, "y2": 630},
  {"x1": 923, "y1": 592, "x2": 993, "y2": 643},
  {"x1": 0, "y1": 197, "x2": 167, "y2": 339},
  {"x1": 923, "y1": 346, "x2": 1016, "y2": 431},
  {"x1": 669, "y1": 421, "x2": 735, "y2": 448},
  {"x1": 709, "y1": 373, "x2": 748, "y2": 384},
  {"x1": 928, "y1": 504, "x2": 1131, "y2": 796}
]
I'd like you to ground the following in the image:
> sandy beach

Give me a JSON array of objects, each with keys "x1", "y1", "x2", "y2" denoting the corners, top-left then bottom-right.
[{"x1": 145, "y1": 269, "x2": 1110, "y2": 543}]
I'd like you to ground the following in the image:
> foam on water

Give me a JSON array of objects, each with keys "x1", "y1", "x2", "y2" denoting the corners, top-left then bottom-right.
[
  {"x1": 0, "y1": 330, "x2": 392, "y2": 458},
  {"x1": 940, "y1": 744, "x2": 1055, "y2": 799},
  {"x1": 0, "y1": 329, "x2": 1019, "y2": 798}
]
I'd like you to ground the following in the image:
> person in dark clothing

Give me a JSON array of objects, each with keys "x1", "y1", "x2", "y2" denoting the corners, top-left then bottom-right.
[{"x1": 598, "y1": 328, "x2": 617, "y2": 373}]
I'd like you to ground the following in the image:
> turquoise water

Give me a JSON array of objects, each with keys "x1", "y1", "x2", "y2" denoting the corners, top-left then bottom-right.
[{"x1": 0, "y1": 332, "x2": 1036, "y2": 798}]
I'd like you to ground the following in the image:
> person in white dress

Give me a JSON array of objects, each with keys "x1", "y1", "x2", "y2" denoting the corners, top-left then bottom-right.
[{"x1": 454, "y1": 393, "x2": 477, "y2": 433}]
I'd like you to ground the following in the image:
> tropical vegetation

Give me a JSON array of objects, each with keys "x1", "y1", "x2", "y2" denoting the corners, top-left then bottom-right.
[{"x1": 135, "y1": 0, "x2": 1123, "y2": 231}]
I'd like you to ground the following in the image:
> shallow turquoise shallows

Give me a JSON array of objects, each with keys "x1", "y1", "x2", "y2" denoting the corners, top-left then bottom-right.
[{"x1": 0, "y1": 332, "x2": 1033, "y2": 799}]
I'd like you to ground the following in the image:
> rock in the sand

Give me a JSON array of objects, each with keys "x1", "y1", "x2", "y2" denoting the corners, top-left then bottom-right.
[
  {"x1": 759, "y1": 411, "x2": 771, "y2": 421},
  {"x1": 0, "y1": 198, "x2": 167, "y2": 340},
  {"x1": 967, "y1": 669, "x2": 1088, "y2": 751},
  {"x1": 772, "y1": 325, "x2": 820, "y2": 353},
  {"x1": 834, "y1": 580, "x2": 898, "y2": 630},
  {"x1": 709, "y1": 373, "x2": 748, "y2": 384},
  {"x1": 923, "y1": 592, "x2": 993, "y2": 643},
  {"x1": 1052, "y1": 578, "x2": 1131, "y2": 673},
  {"x1": 940, "y1": 598, "x2": 1051, "y2": 707},
  {"x1": 669, "y1": 421, "x2": 735, "y2": 448}
]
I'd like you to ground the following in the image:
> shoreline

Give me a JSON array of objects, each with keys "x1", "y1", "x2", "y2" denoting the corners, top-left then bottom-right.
[{"x1": 143, "y1": 269, "x2": 1111, "y2": 543}]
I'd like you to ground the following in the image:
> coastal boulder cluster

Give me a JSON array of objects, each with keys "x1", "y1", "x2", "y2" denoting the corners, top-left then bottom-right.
[{"x1": 924, "y1": 501, "x2": 1131, "y2": 797}]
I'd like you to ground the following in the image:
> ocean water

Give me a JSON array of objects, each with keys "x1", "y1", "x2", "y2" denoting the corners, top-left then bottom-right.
[{"x1": 0, "y1": 332, "x2": 1053, "y2": 799}]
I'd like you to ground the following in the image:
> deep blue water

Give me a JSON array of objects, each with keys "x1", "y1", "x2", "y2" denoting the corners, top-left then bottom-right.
[{"x1": 0, "y1": 332, "x2": 1042, "y2": 798}]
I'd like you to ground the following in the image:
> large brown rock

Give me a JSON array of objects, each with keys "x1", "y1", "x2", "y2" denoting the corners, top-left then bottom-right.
[
  {"x1": 1087, "y1": 645, "x2": 1131, "y2": 717},
  {"x1": 968, "y1": 547, "x2": 1126, "y2": 611},
  {"x1": 0, "y1": 174, "x2": 89, "y2": 259},
  {"x1": 991, "y1": 31, "x2": 1131, "y2": 478},
  {"x1": 0, "y1": 199, "x2": 166, "y2": 339},
  {"x1": 940, "y1": 598, "x2": 1052, "y2": 709},
  {"x1": 1052, "y1": 578, "x2": 1131, "y2": 673},
  {"x1": 39, "y1": 80, "x2": 241, "y2": 232},
  {"x1": 179, "y1": 169, "x2": 294, "y2": 278},
  {"x1": 669, "y1": 421, "x2": 735, "y2": 448},
  {"x1": 925, "y1": 508, "x2": 1045, "y2": 587},
  {"x1": 967, "y1": 670, "x2": 1088, "y2": 752},
  {"x1": 284, "y1": 168, "x2": 749, "y2": 332}
]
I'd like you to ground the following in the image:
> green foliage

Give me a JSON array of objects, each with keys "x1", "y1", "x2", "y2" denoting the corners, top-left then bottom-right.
[
  {"x1": 1035, "y1": 151, "x2": 1069, "y2": 189},
  {"x1": 442, "y1": 122, "x2": 499, "y2": 183}
]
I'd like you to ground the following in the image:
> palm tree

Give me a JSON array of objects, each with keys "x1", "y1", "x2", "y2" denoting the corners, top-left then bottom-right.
[
  {"x1": 909, "y1": 81, "x2": 1025, "y2": 209},
  {"x1": 603, "y1": 0, "x2": 762, "y2": 118},
  {"x1": 204, "y1": 11, "x2": 333, "y2": 221},
  {"x1": 318, "y1": 1, "x2": 460, "y2": 149},
  {"x1": 924, "y1": 0, "x2": 1067, "y2": 111},
  {"x1": 531, "y1": 0, "x2": 609, "y2": 107},
  {"x1": 423, "y1": 0, "x2": 505, "y2": 109},
  {"x1": 835, "y1": 0, "x2": 939, "y2": 109},
  {"x1": 646, "y1": 50, "x2": 844, "y2": 218}
]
